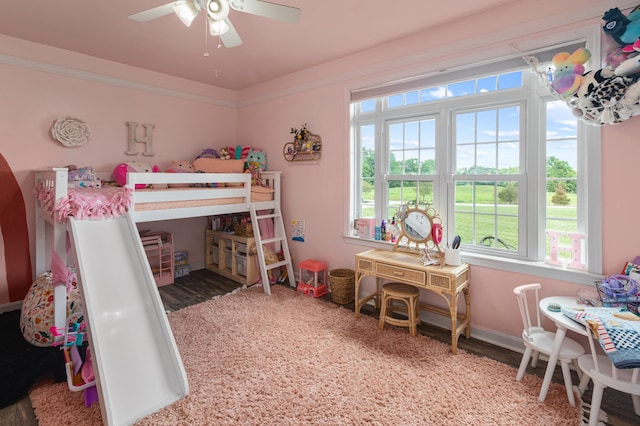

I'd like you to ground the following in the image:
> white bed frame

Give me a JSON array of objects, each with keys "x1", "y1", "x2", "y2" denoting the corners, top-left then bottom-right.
[{"x1": 34, "y1": 168, "x2": 282, "y2": 336}]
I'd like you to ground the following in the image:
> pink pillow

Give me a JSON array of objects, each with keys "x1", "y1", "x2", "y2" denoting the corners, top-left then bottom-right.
[{"x1": 192, "y1": 158, "x2": 245, "y2": 173}]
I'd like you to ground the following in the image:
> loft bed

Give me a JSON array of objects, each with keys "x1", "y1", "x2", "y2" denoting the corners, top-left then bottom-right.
[
  {"x1": 28, "y1": 168, "x2": 281, "y2": 423},
  {"x1": 35, "y1": 168, "x2": 281, "y2": 267},
  {"x1": 32, "y1": 167, "x2": 282, "y2": 340}
]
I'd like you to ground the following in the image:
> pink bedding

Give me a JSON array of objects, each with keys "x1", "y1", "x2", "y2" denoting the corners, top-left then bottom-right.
[
  {"x1": 35, "y1": 183, "x2": 274, "y2": 222},
  {"x1": 35, "y1": 184, "x2": 133, "y2": 222}
]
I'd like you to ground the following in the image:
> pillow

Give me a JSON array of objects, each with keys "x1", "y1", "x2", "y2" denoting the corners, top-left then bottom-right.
[
  {"x1": 192, "y1": 158, "x2": 246, "y2": 187},
  {"x1": 192, "y1": 158, "x2": 245, "y2": 173}
]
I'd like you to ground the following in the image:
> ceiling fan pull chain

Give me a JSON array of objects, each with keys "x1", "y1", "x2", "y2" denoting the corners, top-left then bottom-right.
[{"x1": 203, "y1": 17, "x2": 210, "y2": 57}]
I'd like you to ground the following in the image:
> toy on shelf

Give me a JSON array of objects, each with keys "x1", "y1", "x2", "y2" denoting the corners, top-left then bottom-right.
[{"x1": 297, "y1": 259, "x2": 328, "y2": 298}]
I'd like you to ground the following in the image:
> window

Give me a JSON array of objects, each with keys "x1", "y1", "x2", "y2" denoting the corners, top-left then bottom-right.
[{"x1": 350, "y1": 45, "x2": 602, "y2": 282}]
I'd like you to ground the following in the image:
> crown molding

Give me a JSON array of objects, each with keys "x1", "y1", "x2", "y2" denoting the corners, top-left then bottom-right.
[{"x1": 0, "y1": 52, "x2": 237, "y2": 109}]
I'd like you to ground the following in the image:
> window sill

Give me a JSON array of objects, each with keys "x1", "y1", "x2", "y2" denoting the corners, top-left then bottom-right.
[{"x1": 343, "y1": 235, "x2": 603, "y2": 286}]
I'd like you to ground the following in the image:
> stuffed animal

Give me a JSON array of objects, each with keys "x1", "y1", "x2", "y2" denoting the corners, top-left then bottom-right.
[
  {"x1": 620, "y1": 79, "x2": 640, "y2": 117},
  {"x1": 219, "y1": 147, "x2": 231, "y2": 160},
  {"x1": 165, "y1": 160, "x2": 194, "y2": 188},
  {"x1": 194, "y1": 148, "x2": 220, "y2": 159},
  {"x1": 550, "y1": 48, "x2": 591, "y2": 98},
  {"x1": 606, "y1": 46, "x2": 632, "y2": 67},
  {"x1": 113, "y1": 161, "x2": 158, "y2": 188},
  {"x1": 615, "y1": 53, "x2": 640, "y2": 77},
  {"x1": 244, "y1": 149, "x2": 266, "y2": 186},
  {"x1": 573, "y1": 71, "x2": 636, "y2": 125},
  {"x1": 228, "y1": 145, "x2": 251, "y2": 160},
  {"x1": 246, "y1": 149, "x2": 267, "y2": 171},
  {"x1": 603, "y1": 5, "x2": 640, "y2": 47}
]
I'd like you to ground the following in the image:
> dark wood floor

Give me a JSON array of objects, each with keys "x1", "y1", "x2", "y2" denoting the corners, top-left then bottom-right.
[{"x1": 1, "y1": 268, "x2": 637, "y2": 425}]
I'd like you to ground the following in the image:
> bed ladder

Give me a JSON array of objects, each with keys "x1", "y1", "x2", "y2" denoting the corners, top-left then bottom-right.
[{"x1": 250, "y1": 204, "x2": 296, "y2": 295}]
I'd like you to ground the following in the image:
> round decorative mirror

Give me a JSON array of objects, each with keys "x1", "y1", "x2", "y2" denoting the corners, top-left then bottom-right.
[
  {"x1": 404, "y1": 210, "x2": 432, "y2": 242},
  {"x1": 393, "y1": 204, "x2": 443, "y2": 259}
]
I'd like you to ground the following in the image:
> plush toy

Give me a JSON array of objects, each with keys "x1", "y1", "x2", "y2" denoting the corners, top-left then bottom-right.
[
  {"x1": 113, "y1": 161, "x2": 158, "y2": 188},
  {"x1": 219, "y1": 147, "x2": 231, "y2": 160},
  {"x1": 166, "y1": 160, "x2": 194, "y2": 173},
  {"x1": 550, "y1": 48, "x2": 591, "y2": 98},
  {"x1": 194, "y1": 148, "x2": 220, "y2": 159},
  {"x1": 244, "y1": 149, "x2": 266, "y2": 186},
  {"x1": 603, "y1": 5, "x2": 640, "y2": 47},
  {"x1": 228, "y1": 145, "x2": 251, "y2": 160},
  {"x1": 614, "y1": 53, "x2": 640, "y2": 77},
  {"x1": 573, "y1": 70, "x2": 636, "y2": 125},
  {"x1": 165, "y1": 160, "x2": 194, "y2": 188},
  {"x1": 575, "y1": 68, "x2": 615, "y2": 101},
  {"x1": 606, "y1": 47, "x2": 632, "y2": 67},
  {"x1": 620, "y1": 79, "x2": 640, "y2": 117},
  {"x1": 246, "y1": 149, "x2": 267, "y2": 171}
]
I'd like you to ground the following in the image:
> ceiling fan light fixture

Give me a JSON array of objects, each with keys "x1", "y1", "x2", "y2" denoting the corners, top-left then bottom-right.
[
  {"x1": 209, "y1": 18, "x2": 230, "y2": 36},
  {"x1": 173, "y1": 0, "x2": 200, "y2": 27},
  {"x1": 207, "y1": 0, "x2": 230, "y2": 21}
]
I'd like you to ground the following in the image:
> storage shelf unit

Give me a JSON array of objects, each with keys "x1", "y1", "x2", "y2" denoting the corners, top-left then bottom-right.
[
  {"x1": 141, "y1": 231, "x2": 174, "y2": 286},
  {"x1": 205, "y1": 229, "x2": 258, "y2": 286}
]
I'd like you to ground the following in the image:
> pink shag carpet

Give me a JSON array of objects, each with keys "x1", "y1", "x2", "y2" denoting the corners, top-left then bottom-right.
[{"x1": 29, "y1": 285, "x2": 579, "y2": 425}]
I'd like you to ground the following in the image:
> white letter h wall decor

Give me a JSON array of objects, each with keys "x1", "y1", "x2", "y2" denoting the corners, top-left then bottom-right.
[{"x1": 125, "y1": 121, "x2": 155, "y2": 156}]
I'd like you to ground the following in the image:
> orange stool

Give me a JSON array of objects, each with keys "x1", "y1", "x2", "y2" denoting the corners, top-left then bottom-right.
[
  {"x1": 297, "y1": 259, "x2": 328, "y2": 298},
  {"x1": 378, "y1": 282, "x2": 420, "y2": 337}
]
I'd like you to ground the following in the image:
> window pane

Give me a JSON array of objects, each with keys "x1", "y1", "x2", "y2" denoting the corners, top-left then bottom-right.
[
  {"x1": 456, "y1": 112, "x2": 475, "y2": 145},
  {"x1": 448, "y1": 80, "x2": 475, "y2": 97},
  {"x1": 498, "y1": 71, "x2": 522, "y2": 90},
  {"x1": 388, "y1": 93, "x2": 404, "y2": 108},
  {"x1": 477, "y1": 76, "x2": 496, "y2": 93},
  {"x1": 387, "y1": 118, "x2": 435, "y2": 175},
  {"x1": 454, "y1": 181, "x2": 519, "y2": 251},
  {"x1": 360, "y1": 99, "x2": 375, "y2": 113},
  {"x1": 545, "y1": 100, "x2": 578, "y2": 260},
  {"x1": 387, "y1": 180, "x2": 434, "y2": 217},
  {"x1": 420, "y1": 87, "x2": 446, "y2": 102},
  {"x1": 477, "y1": 110, "x2": 496, "y2": 143},
  {"x1": 406, "y1": 91, "x2": 419, "y2": 105},
  {"x1": 359, "y1": 124, "x2": 376, "y2": 218}
]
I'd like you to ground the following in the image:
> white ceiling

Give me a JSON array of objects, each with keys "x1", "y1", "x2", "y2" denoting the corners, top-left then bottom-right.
[{"x1": 0, "y1": 0, "x2": 520, "y2": 91}]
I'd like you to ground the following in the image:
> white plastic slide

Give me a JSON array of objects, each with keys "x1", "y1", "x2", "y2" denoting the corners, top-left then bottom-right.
[{"x1": 67, "y1": 215, "x2": 188, "y2": 426}]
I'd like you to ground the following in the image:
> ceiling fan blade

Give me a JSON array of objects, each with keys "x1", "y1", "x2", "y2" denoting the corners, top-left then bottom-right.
[
  {"x1": 229, "y1": 0, "x2": 301, "y2": 24},
  {"x1": 220, "y1": 18, "x2": 243, "y2": 47},
  {"x1": 128, "y1": 2, "x2": 178, "y2": 22}
]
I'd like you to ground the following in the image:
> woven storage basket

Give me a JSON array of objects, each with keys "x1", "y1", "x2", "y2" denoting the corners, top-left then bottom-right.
[
  {"x1": 233, "y1": 223, "x2": 254, "y2": 237},
  {"x1": 329, "y1": 269, "x2": 355, "y2": 305}
]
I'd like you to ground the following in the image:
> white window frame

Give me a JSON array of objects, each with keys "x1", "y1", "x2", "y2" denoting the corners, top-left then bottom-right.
[{"x1": 346, "y1": 28, "x2": 603, "y2": 286}]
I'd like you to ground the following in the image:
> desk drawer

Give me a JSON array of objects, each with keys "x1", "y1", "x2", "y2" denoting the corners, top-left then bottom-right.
[
  {"x1": 357, "y1": 257, "x2": 374, "y2": 273},
  {"x1": 428, "y1": 272, "x2": 453, "y2": 291},
  {"x1": 376, "y1": 262, "x2": 426, "y2": 286}
]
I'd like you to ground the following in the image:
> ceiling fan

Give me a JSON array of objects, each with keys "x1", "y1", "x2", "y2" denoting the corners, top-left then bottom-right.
[{"x1": 129, "y1": 0, "x2": 301, "y2": 48}]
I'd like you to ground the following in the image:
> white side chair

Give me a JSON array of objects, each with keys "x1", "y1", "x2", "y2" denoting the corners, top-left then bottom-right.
[
  {"x1": 513, "y1": 283, "x2": 585, "y2": 406},
  {"x1": 576, "y1": 316, "x2": 640, "y2": 426}
]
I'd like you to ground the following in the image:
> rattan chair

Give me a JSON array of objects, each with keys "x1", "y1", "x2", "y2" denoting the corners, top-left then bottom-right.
[{"x1": 378, "y1": 282, "x2": 420, "y2": 337}]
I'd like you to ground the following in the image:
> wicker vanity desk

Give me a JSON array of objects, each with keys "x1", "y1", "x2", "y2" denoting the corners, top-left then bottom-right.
[{"x1": 355, "y1": 248, "x2": 471, "y2": 354}]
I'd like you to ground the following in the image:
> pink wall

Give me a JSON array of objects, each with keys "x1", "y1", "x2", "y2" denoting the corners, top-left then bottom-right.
[
  {"x1": 236, "y1": 0, "x2": 640, "y2": 344},
  {"x1": 1, "y1": 0, "x2": 637, "y2": 346},
  {"x1": 0, "y1": 37, "x2": 238, "y2": 304}
]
